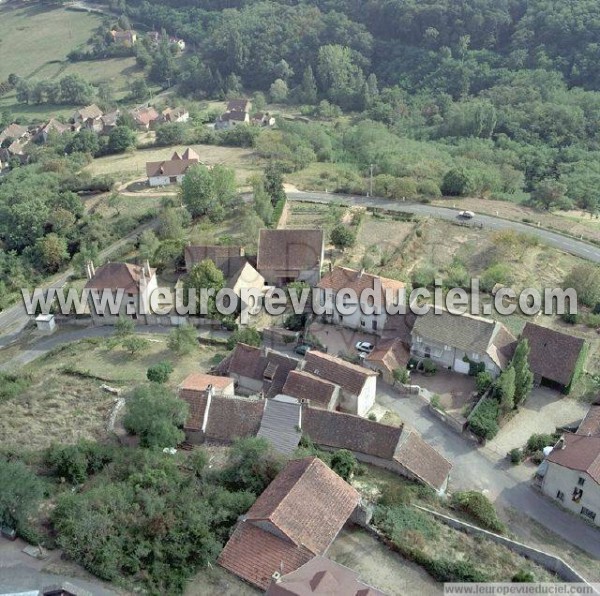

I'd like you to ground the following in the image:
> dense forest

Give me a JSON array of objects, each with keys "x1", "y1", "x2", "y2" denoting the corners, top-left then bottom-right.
[{"x1": 102, "y1": 0, "x2": 600, "y2": 213}]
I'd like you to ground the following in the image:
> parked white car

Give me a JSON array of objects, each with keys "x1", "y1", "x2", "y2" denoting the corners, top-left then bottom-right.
[
  {"x1": 457, "y1": 210, "x2": 475, "y2": 219},
  {"x1": 355, "y1": 341, "x2": 374, "y2": 354}
]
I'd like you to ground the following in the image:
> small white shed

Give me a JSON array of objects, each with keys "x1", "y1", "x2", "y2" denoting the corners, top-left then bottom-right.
[{"x1": 35, "y1": 313, "x2": 56, "y2": 333}]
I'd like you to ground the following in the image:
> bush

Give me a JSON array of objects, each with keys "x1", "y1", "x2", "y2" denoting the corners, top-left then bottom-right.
[
  {"x1": 562, "y1": 312, "x2": 580, "y2": 325},
  {"x1": 46, "y1": 441, "x2": 115, "y2": 484},
  {"x1": 509, "y1": 448, "x2": 523, "y2": 464},
  {"x1": 468, "y1": 398, "x2": 500, "y2": 440},
  {"x1": 378, "y1": 484, "x2": 413, "y2": 507},
  {"x1": 423, "y1": 358, "x2": 437, "y2": 375},
  {"x1": 411, "y1": 263, "x2": 436, "y2": 288},
  {"x1": 330, "y1": 449, "x2": 356, "y2": 480},
  {"x1": 373, "y1": 504, "x2": 439, "y2": 540},
  {"x1": 451, "y1": 490, "x2": 505, "y2": 533},
  {"x1": 475, "y1": 371, "x2": 493, "y2": 394},
  {"x1": 512, "y1": 569, "x2": 535, "y2": 582},
  {"x1": 147, "y1": 361, "x2": 174, "y2": 384},
  {"x1": 0, "y1": 458, "x2": 44, "y2": 533},
  {"x1": 168, "y1": 325, "x2": 198, "y2": 355},
  {"x1": 480, "y1": 263, "x2": 514, "y2": 292},
  {"x1": 525, "y1": 433, "x2": 557, "y2": 455},
  {"x1": 0, "y1": 372, "x2": 31, "y2": 404},
  {"x1": 421, "y1": 558, "x2": 489, "y2": 583},
  {"x1": 368, "y1": 412, "x2": 377, "y2": 421},
  {"x1": 226, "y1": 327, "x2": 261, "y2": 350},
  {"x1": 393, "y1": 368, "x2": 410, "y2": 385}
]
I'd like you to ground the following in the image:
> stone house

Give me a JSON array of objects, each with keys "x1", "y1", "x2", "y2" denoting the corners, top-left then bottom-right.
[
  {"x1": 300, "y1": 350, "x2": 377, "y2": 416},
  {"x1": 539, "y1": 406, "x2": 600, "y2": 527},
  {"x1": 317, "y1": 266, "x2": 406, "y2": 335},
  {"x1": 146, "y1": 148, "x2": 199, "y2": 186},
  {"x1": 84, "y1": 261, "x2": 157, "y2": 325},
  {"x1": 410, "y1": 308, "x2": 516, "y2": 377},
  {"x1": 161, "y1": 107, "x2": 189, "y2": 123},
  {"x1": 71, "y1": 104, "x2": 104, "y2": 132},
  {"x1": 521, "y1": 322, "x2": 587, "y2": 393},
  {"x1": 257, "y1": 229, "x2": 324, "y2": 287},
  {"x1": 131, "y1": 106, "x2": 160, "y2": 130},
  {"x1": 364, "y1": 337, "x2": 411, "y2": 383},
  {"x1": 110, "y1": 29, "x2": 137, "y2": 46},
  {"x1": 218, "y1": 457, "x2": 360, "y2": 591}
]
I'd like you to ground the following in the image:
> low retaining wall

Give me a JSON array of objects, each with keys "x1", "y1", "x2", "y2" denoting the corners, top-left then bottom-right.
[
  {"x1": 414, "y1": 505, "x2": 592, "y2": 585},
  {"x1": 428, "y1": 403, "x2": 467, "y2": 433}
]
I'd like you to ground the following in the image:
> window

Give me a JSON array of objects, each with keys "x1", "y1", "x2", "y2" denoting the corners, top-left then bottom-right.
[
  {"x1": 372, "y1": 320, "x2": 378, "y2": 330},
  {"x1": 444, "y1": 344, "x2": 451, "y2": 351},
  {"x1": 471, "y1": 353, "x2": 480, "y2": 361},
  {"x1": 556, "y1": 490, "x2": 565, "y2": 502},
  {"x1": 360, "y1": 319, "x2": 366, "y2": 327},
  {"x1": 581, "y1": 507, "x2": 596, "y2": 521},
  {"x1": 578, "y1": 477, "x2": 586, "y2": 487}
]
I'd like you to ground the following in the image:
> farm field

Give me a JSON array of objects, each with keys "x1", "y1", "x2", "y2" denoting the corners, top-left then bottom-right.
[{"x1": 0, "y1": 5, "x2": 143, "y2": 119}]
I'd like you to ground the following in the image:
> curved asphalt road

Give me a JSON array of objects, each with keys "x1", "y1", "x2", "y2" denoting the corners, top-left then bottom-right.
[{"x1": 288, "y1": 191, "x2": 600, "y2": 263}]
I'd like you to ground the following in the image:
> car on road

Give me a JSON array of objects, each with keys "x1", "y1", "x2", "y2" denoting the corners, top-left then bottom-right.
[
  {"x1": 457, "y1": 210, "x2": 475, "y2": 219},
  {"x1": 294, "y1": 344, "x2": 311, "y2": 356},
  {"x1": 355, "y1": 341, "x2": 374, "y2": 354}
]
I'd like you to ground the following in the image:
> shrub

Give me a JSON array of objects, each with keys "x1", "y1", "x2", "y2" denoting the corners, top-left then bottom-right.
[
  {"x1": 393, "y1": 368, "x2": 410, "y2": 385},
  {"x1": 480, "y1": 263, "x2": 513, "y2": 292},
  {"x1": 509, "y1": 448, "x2": 523, "y2": 464},
  {"x1": 0, "y1": 372, "x2": 31, "y2": 403},
  {"x1": 468, "y1": 398, "x2": 500, "y2": 440},
  {"x1": 562, "y1": 312, "x2": 580, "y2": 325},
  {"x1": 476, "y1": 371, "x2": 493, "y2": 394},
  {"x1": 146, "y1": 361, "x2": 174, "y2": 384},
  {"x1": 330, "y1": 449, "x2": 356, "y2": 480},
  {"x1": 378, "y1": 484, "x2": 413, "y2": 507},
  {"x1": 226, "y1": 327, "x2": 261, "y2": 350},
  {"x1": 168, "y1": 325, "x2": 198, "y2": 355},
  {"x1": 411, "y1": 263, "x2": 436, "y2": 288},
  {"x1": 451, "y1": 490, "x2": 505, "y2": 533},
  {"x1": 423, "y1": 358, "x2": 437, "y2": 375},
  {"x1": 421, "y1": 558, "x2": 489, "y2": 582},
  {"x1": 46, "y1": 441, "x2": 115, "y2": 484},
  {"x1": 512, "y1": 570, "x2": 535, "y2": 582},
  {"x1": 0, "y1": 458, "x2": 44, "y2": 533},
  {"x1": 368, "y1": 412, "x2": 377, "y2": 421},
  {"x1": 430, "y1": 394, "x2": 443, "y2": 410},
  {"x1": 525, "y1": 433, "x2": 557, "y2": 454},
  {"x1": 373, "y1": 504, "x2": 439, "y2": 540}
]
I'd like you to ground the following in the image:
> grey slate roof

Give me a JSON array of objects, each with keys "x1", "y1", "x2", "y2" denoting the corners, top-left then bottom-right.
[{"x1": 257, "y1": 395, "x2": 302, "y2": 455}]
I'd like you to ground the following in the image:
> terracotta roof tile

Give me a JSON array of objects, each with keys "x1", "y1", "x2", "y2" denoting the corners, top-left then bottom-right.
[
  {"x1": 365, "y1": 338, "x2": 410, "y2": 374},
  {"x1": 218, "y1": 522, "x2": 313, "y2": 590},
  {"x1": 179, "y1": 373, "x2": 234, "y2": 393},
  {"x1": 546, "y1": 433, "x2": 600, "y2": 484},
  {"x1": 204, "y1": 396, "x2": 265, "y2": 442},
  {"x1": 302, "y1": 351, "x2": 376, "y2": 396},
  {"x1": 282, "y1": 370, "x2": 338, "y2": 409},
  {"x1": 179, "y1": 388, "x2": 209, "y2": 431},
  {"x1": 146, "y1": 158, "x2": 198, "y2": 178},
  {"x1": 302, "y1": 407, "x2": 403, "y2": 460},
  {"x1": 73, "y1": 104, "x2": 103, "y2": 121},
  {"x1": 266, "y1": 556, "x2": 386, "y2": 596},
  {"x1": 258, "y1": 229, "x2": 324, "y2": 272},
  {"x1": 394, "y1": 431, "x2": 452, "y2": 492},
  {"x1": 577, "y1": 406, "x2": 600, "y2": 437},
  {"x1": 84, "y1": 262, "x2": 155, "y2": 294},
  {"x1": 318, "y1": 267, "x2": 405, "y2": 308},
  {"x1": 226, "y1": 99, "x2": 251, "y2": 113},
  {"x1": 246, "y1": 457, "x2": 359, "y2": 554},
  {"x1": 522, "y1": 322, "x2": 586, "y2": 387}
]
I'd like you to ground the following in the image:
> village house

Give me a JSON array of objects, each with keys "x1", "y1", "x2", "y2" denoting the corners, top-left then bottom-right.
[
  {"x1": 317, "y1": 266, "x2": 406, "y2": 335},
  {"x1": 214, "y1": 343, "x2": 299, "y2": 397},
  {"x1": 266, "y1": 555, "x2": 385, "y2": 596},
  {"x1": 110, "y1": 29, "x2": 137, "y2": 46},
  {"x1": 130, "y1": 106, "x2": 160, "y2": 130},
  {"x1": 215, "y1": 99, "x2": 252, "y2": 130},
  {"x1": 257, "y1": 229, "x2": 324, "y2": 286},
  {"x1": 35, "y1": 119, "x2": 70, "y2": 143},
  {"x1": 410, "y1": 308, "x2": 516, "y2": 377},
  {"x1": 0, "y1": 122, "x2": 29, "y2": 146},
  {"x1": 100, "y1": 110, "x2": 121, "y2": 133},
  {"x1": 146, "y1": 148, "x2": 199, "y2": 186},
  {"x1": 521, "y1": 322, "x2": 587, "y2": 394},
  {"x1": 301, "y1": 406, "x2": 452, "y2": 494},
  {"x1": 538, "y1": 405, "x2": 600, "y2": 527},
  {"x1": 252, "y1": 112, "x2": 276, "y2": 127},
  {"x1": 218, "y1": 457, "x2": 360, "y2": 591},
  {"x1": 71, "y1": 104, "x2": 104, "y2": 132},
  {"x1": 300, "y1": 350, "x2": 377, "y2": 416},
  {"x1": 364, "y1": 337, "x2": 411, "y2": 384},
  {"x1": 161, "y1": 106, "x2": 189, "y2": 123},
  {"x1": 147, "y1": 31, "x2": 185, "y2": 51},
  {"x1": 84, "y1": 260, "x2": 157, "y2": 325},
  {"x1": 282, "y1": 369, "x2": 340, "y2": 410}
]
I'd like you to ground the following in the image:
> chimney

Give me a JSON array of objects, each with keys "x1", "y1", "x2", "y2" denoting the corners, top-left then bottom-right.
[
  {"x1": 328, "y1": 262, "x2": 332, "y2": 273},
  {"x1": 86, "y1": 260, "x2": 95, "y2": 280},
  {"x1": 239, "y1": 247, "x2": 245, "y2": 257},
  {"x1": 144, "y1": 259, "x2": 152, "y2": 278},
  {"x1": 206, "y1": 383, "x2": 214, "y2": 399},
  {"x1": 557, "y1": 437, "x2": 566, "y2": 450}
]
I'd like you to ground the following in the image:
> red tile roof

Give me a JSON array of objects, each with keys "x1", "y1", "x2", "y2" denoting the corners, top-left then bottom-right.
[
  {"x1": 282, "y1": 370, "x2": 338, "y2": 409},
  {"x1": 84, "y1": 262, "x2": 155, "y2": 294},
  {"x1": 204, "y1": 396, "x2": 265, "y2": 442},
  {"x1": 365, "y1": 338, "x2": 410, "y2": 374},
  {"x1": 266, "y1": 555, "x2": 386, "y2": 596},
  {"x1": 302, "y1": 351, "x2": 376, "y2": 396},
  {"x1": 258, "y1": 229, "x2": 324, "y2": 272},
  {"x1": 302, "y1": 407, "x2": 403, "y2": 460},
  {"x1": 245, "y1": 456, "x2": 359, "y2": 554},
  {"x1": 146, "y1": 158, "x2": 198, "y2": 178},
  {"x1": 521, "y1": 322, "x2": 586, "y2": 387},
  {"x1": 577, "y1": 405, "x2": 600, "y2": 438},
  {"x1": 218, "y1": 522, "x2": 313, "y2": 591},
  {"x1": 132, "y1": 106, "x2": 159, "y2": 126},
  {"x1": 179, "y1": 388, "x2": 209, "y2": 431},
  {"x1": 318, "y1": 266, "x2": 405, "y2": 308},
  {"x1": 546, "y1": 433, "x2": 600, "y2": 484},
  {"x1": 179, "y1": 373, "x2": 234, "y2": 393},
  {"x1": 394, "y1": 431, "x2": 452, "y2": 492}
]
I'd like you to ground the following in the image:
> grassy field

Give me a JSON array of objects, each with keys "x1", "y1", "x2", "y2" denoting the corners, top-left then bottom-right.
[
  {"x1": 0, "y1": 335, "x2": 228, "y2": 450},
  {"x1": 85, "y1": 144, "x2": 261, "y2": 184},
  {"x1": 0, "y1": 4, "x2": 144, "y2": 120}
]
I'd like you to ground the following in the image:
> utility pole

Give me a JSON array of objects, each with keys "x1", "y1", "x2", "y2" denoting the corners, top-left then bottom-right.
[{"x1": 367, "y1": 163, "x2": 374, "y2": 197}]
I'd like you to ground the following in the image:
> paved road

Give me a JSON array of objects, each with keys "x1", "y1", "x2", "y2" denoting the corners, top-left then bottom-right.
[
  {"x1": 377, "y1": 388, "x2": 600, "y2": 563},
  {"x1": 0, "y1": 219, "x2": 158, "y2": 347},
  {"x1": 288, "y1": 191, "x2": 600, "y2": 263}
]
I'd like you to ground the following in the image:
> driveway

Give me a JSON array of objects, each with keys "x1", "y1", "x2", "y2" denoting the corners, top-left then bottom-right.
[
  {"x1": 307, "y1": 321, "x2": 377, "y2": 358},
  {"x1": 410, "y1": 369, "x2": 477, "y2": 416},
  {"x1": 376, "y1": 385, "x2": 600, "y2": 564},
  {"x1": 487, "y1": 387, "x2": 588, "y2": 454}
]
